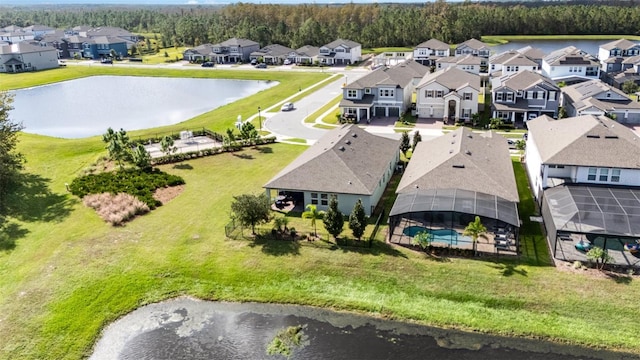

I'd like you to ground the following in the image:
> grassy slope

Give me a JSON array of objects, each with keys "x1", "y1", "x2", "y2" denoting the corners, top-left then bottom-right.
[
  {"x1": 482, "y1": 34, "x2": 640, "y2": 44},
  {"x1": 1, "y1": 68, "x2": 640, "y2": 359}
]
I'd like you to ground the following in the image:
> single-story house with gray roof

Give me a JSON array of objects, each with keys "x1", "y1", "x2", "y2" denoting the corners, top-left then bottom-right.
[
  {"x1": 264, "y1": 124, "x2": 400, "y2": 216},
  {"x1": 388, "y1": 127, "x2": 520, "y2": 252}
]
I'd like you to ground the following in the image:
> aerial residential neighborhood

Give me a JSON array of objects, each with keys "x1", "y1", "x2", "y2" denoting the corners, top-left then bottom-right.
[{"x1": 4, "y1": 1, "x2": 640, "y2": 358}]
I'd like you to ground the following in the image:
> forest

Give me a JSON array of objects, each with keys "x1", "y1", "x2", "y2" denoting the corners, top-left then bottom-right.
[{"x1": 1, "y1": 1, "x2": 640, "y2": 48}]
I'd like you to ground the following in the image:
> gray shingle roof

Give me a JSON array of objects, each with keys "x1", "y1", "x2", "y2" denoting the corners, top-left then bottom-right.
[
  {"x1": 490, "y1": 50, "x2": 538, "y2": 67},
  {"x1": 600, "y1": 39, "x2": 639, "y2": 51},
  {"x1": 0, "y1": 42, "x2": 56, "y2": 55},
  {"x1": 324, "y1": 38, "x2": 361, "y2": 50},
  {"x1": 527, "y1": 115, "x2": 640, "y2": 168},
  {"x1": 456, "y1": 38, "x2": 489, "y2": 51},
  {"x1": 561, "y1": 80, "x2": 640, "y2": 114},
  {"x1": 544, "y1": 46, "x2": 598, "y2": 66},
  {"x1": 216, "y1": 38, "x2": 259, "y2": 47},
  {"x1": 295, "y1": 45, "x2": 319, "y2": 57},
  {"x1": 396, "y1": 127, "x2": 519, "y2": 202},
  {"x1": 436, "y1": 54, "x2": 481, "y2": 66},
  {"x1": 264, "y1": 124, "x2": 400, "y2": 195},
  {"x1": 346, "y1": 60, "x2": 429, "y2": 90},
  {"x1": 416, "y1": 66, "x2": 481, "y2": 92},
  {"x1": 517, "y1": 46, "x2": 546, "y2": 61},
  {"x1": 492, "y1": 70, "x2": 557, "y2": 92},
  {"x1": 415, "y1": 38, "x2": 449, "y2": 50},
  {"x1": 251, "y1": 44, "x2": 293, "y2": 57}
]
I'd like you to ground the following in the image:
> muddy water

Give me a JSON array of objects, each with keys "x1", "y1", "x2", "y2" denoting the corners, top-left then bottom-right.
[{"x1": 90, "y1": 297, "x2": 631, "y2": 360}]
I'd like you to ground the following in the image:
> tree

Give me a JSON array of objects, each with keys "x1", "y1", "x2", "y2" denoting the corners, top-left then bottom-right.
[
  {"x1": 160, "y1": 135, "x2": 177, "y2": 157},
  {"x1": 230, "y1": 193, "x2": 271, "y2": 235},
  {"x1": 411, "y1": 230, "x2": 432, "y2": 250},
  {"x1": 102, "y1": 128, "x2": 132, "y2": 169},
  {"x1": 587, "y1": 246, "x2": 613, "y2": 270},
  {"x1": 323, "y1": 195, "x2": 344, "y2": 240},
  {"x1": 348, "y1": 199, "x2": 367, "y2": 241},
  {"x1": 240, "y1": 121, "x2": 259, "y2": 142},
  {"x1": 302, "y1": 204, "x2": 323, "y2": 237},
  {"x1": 622, "y1": 80, "x2": 639, "y2": 95},
  {"x1": 411, "y1": 130, "x2": 422, "y2": 152},
  {"x1": 463, "y1": 216, "x2": 487, "y2": 256},
  {"x1": 131, "y1": 144, "x2": 151, "y2": 170},
  {"x1": 0, "y1": 92, "x2": 24, "y2": 218},
  {"x1": 558, "y1": 106, "x2": 568, "y2": 119},
  {"x1": 399, "y1": 131, "x2": 411, "y2": 158}
]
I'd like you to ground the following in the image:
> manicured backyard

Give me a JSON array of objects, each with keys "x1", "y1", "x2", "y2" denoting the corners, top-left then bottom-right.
[{"x1": 1, "y1": 68, "x2": 640, "y2": 359}]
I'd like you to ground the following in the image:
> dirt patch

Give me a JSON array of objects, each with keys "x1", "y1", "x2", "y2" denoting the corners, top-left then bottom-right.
[
  {"x1": 556, "y1": 260, "x2": 637, "y2": 280},
  {"x1": 153, "y1": 185, "x2": 185, "y2": 204}
]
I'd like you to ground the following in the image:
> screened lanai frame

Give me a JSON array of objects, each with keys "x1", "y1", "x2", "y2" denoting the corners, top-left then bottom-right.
[{"x1": 388, "y1": 189, "x2": 520, "y2": 248}]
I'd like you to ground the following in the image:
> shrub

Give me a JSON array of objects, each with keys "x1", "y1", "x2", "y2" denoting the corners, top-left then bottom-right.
[{"x1": 83, "y1": 193, "x2": 150, "y2": 226}]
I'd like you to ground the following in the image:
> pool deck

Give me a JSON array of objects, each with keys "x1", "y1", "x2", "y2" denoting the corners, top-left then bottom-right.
[
  {"x1": 390, "y1": 218, "x2": 518, "y2": 255},
  {"x1": 553, "y1": 233, "x2": 640, "y2": 268}
]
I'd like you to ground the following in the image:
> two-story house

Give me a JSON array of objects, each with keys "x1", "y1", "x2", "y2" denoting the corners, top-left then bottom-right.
[
  {"x1": 288, "y1": 45, "x2": 320, "y2": 64},
  {"x1": 82, "y1": 36, "x2": 128, "y2": 59},
  {"x1": 210, "y1": 38, "x2": 260, "y2": 63},
  {"x1": 490, "y1": 70, "x2": 559, "y2": 127},
  {"x1": 339, "y1": 60, "x2": 429, "y2": 122},
  {"x1": 61, "y1": 35, "x2": 88, "y2": 58},
  {"x1": 319, "y1": 39, "x2": 361, "y2": 65},
  {"x1": 0, "y1": 42, "x2": 58, "y2": 73},
  {"x1": 517, "y1": 46, "x2": 546, "y2": 69},
  {"x1": 598, "y1": 39, "x2": 640, "y2": 73},
  {"x1": 23, "y1": 25, "x2": 56, "y2": 39},
  {"x1": 415, "y1": 67, "x2": 481, "y2": 123},
  {"x1": 250, "y1": 44, "x2": 293, "y2": 65},
  {"x1": 489, "y1": 50, "x2": 539, "y2": 77},
  {"x1": 0, "y1": 31, "x2": 34, "y2": 45},
  {"x1": 413, "y1": 38, "x2": 450, "y2": 66},
  {"x1": 561, "y1": 79, "x2": 640, "y2": 124},
  {"x1": 435, "y1": 54, "x2": 482, "y2": 75},
  {"x1": 454, "y1": 38, "x2": 491, "y2": 58},
  {"x1": 38, "y1": 30, "x2": 69, "y2": 58},
  {"x1": 541, "y1": 46, "x2": 600, "y2": 85},
  {"x1": 525, "y1": 114, "x2": 640, "y2": 266}
]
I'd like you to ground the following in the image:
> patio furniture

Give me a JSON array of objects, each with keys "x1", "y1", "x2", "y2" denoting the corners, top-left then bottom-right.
[
  {"x1": 575, "y1": 239, "x2": 592, "y2": 252},
  {"x1": 624, "y1": 243, "x2": 640, "y2": 254}
]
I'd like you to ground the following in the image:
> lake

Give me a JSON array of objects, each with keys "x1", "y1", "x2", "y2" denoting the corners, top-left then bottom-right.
[
  {"x1": 490, "y1": 39, "x2": 605, "y2": 57},
  {"x1": 89, "y1": 297, "x2": 630, "y2": 360},
  {"x1": 10, "y1": 76, "x2": 277, "y2": 139}
]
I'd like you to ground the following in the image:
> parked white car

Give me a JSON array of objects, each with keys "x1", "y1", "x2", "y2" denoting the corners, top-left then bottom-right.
[
  {"x1": 281, "y1": 102, "x2": 294, "y2": 111},
  {"x1": 283, "y1": 59, "x2": 292, "y2": 65}
]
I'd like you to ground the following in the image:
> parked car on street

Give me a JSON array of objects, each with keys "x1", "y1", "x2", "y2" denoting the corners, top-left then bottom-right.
[
  {"x1": 255, "y1": 63, "x2": 267, "y2": 69},
  {"x1": 283, "y1": 59, "x2": 292, "y2": 65},
  {"x1": 250, "y1": 59, "x2": 258, "y2": 65},
  {"x1": 201, "y1": 62, "x2": 214, "y2": 67},
  {"x1": 100, "y1": 58, "x2": 113, "y2": 64},
  {"x1": 281, "y1": 102, "x2": 294, "y2": 111}
]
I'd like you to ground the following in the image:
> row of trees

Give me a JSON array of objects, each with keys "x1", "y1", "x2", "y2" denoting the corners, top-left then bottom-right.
[
  {"x1": 3, "y1": 2, "x2": 640, "y2": 48},
  {"x1": 0, "y1": 92, "x2": 24, "y2": 229}
]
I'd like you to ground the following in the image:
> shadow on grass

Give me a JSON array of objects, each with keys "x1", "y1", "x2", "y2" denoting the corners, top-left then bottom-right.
[
  {"x1": 327, "y1": 239, "x2": 407, "y2": 258},
  {"x1": 249, "y1": 235, "x2": 301, "y2": 256},
  {"x1": 232, "y1": 153, "x2": 254, "y2": 160},
  {"x1": 487, "y1": 261, "x2": 529, "y2": 277},
  {"x1": 173, "y1": 163, "x2": 193, "y2": 170},
  {"x1": 0, "y1": 172, "x2": 73, "y2": 252},
  {"x1": 257, "y1": 146, "x2": 273, "y2": 154},
  {"x1": 604, "y1": 271, "x2": 633, "y2": 285}
]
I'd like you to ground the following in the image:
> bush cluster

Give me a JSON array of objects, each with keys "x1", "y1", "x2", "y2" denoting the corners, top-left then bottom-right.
[
  {"x1": 83, "y1": 193, "x2": 150, "y2": 226},
  {"x1": 69, "y1": 168, "x2": 185, "y2": 209}
]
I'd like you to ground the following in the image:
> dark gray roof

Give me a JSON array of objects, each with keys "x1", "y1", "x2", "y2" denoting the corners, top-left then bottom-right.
[
  {"x1": 397, "y1": 127, "x2": 519, "y2": 202},
  {"x1": 415, "y1": 38, "x2": 449, "y2": 50},
  {"x1": 543, "y1": 184, "x2": 640, "y2": 236},
  {"x1": 323, "y1": 38, "x2": 361, "y2": 50},
  {"x1": 562, "y1": 80, "x2": 640, "y2": 113},
  {"x1": 251, "y1": 44, "x2": 293, "y2": 57},
  {"x1": 86, "y1": 26, "x2": 135, "y2": 38},
  {"x1": 345, "y1": 60, "x2": 429, "y2": 90},
  {"x1": 436, "y1": 54, "x2": 481, "y2": 65},
  {"x1": 264, "y1": 124, "x2": 399, "y2": 195},
  {"x1": 492, "y1": 70, "x2": 558, "y2": 92},
  {"x1": 416, "y1": 67, "x2": 481, "y2": 92},
  {"x1": 339, "y1": 94, "x2": 375, "y2": 108},
  {"x1": 92, "y1": 36, "x2": 126, "y2": 45},
  {"x1": 295, "y1": 45, "x2": 319, "y2": 57},
  {"x1": 527, "y1": 115, "x2": 640, "y2": 168}
]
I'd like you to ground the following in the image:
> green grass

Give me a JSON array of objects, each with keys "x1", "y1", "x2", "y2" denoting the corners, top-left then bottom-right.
[
  {"x1": 313, "y1": 123, "x2": 338, "y2": 130},
  {"x1": 3, "y1": 68, "x2": 640, "y2": 359},
  {"x1": 362, "y1": 47, "x2": 413, "y2": 55},
  {"x1": 482, "y1": 34, "x2": 640, "y2": 44},
  {"x1": 139, "y1": 47, "x2": 187, "y2": 64},
  {"x1": 304, "y1": 93, "x2": 342, "y2": 124},
  {"x1": 281, "y1": 138, "x2": 307, "y2": 144}
]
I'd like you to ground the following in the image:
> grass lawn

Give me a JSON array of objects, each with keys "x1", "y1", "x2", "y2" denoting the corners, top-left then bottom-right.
[
  {"x1": 139, "y1": 47, "x2": 187, "y2": 64},
  {"x1": 482, "y1": 34, "x2": 640, "y2": 44},
  {"x1": 362, "y1": 47, "x2": 414, "y2": 55},
  {"x1": 2, "y1": 68, "x2": 640, "y2": 359},
  {"x1": 304, "y1": 94, "x2": 342, "y2": 124}
]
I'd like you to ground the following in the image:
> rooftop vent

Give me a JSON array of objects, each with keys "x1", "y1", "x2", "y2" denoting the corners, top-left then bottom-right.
[
  {"x1": 465, "y1": 150, "x2": 472, "y2": 155},
  {"x1": 467, "y1": 134, "x2": 473, "y2": 138},
  {"x1": 338, "y1": 146, "x2": 345, "y2": 151},
  {"x1": 449, "y1": 149, "x2": 454, "y2": 154},
  {"x1": 451, "y1": 140, "x2": 456, "y2": 144},
  {"x1": 351, "y1": 133, "x2": 358, "y2": 138},
  {"x1": 345, "y1": 140, "x2": 351, "y2": 145},
  {"x1": 605, "y1": 135, "x2": 619, "y2": 139},
  {"x1": 586, "y1": 134, "x2": 600, "y2": 138},
  {"x1": 452, "y1": 133, "x2": 457, "y2": 137},
  {"x1": 452, "y1": 164, "x2": 465, "y2": 168}
]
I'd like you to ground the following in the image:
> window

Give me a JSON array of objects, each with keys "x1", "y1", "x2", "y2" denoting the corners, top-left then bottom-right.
[
  {"x1": 588, "y1": 168, "x2": 597, "y2": 181},
  {"x1": 599, "y1": 168, "x2": 609, "y2": 182},
  {"x1": 320, "y1": 193, "x2": 329, "y2": 206},
  {"x1": 612, "y1": 169, "x2": 621, "y2": 182},
  {"x1": 463, "y1": 92, "x2": 472, "y2": 100},
  {"x1": 496, "y1": 93, "x2": 504, "y2": 101},
  {"x1": 549, "y1": 91, "x2": 556, "y2": 101},
  {"x1": 436, "y1": 90, "x2": 444, "y2": 98},
  {"x1": 365, "y1": 88, "x2": 371, "y2": 94},
  {"x1": 491, "y1": 64, "x2": 495, "y2": 70},
  {"x1": 379, "y1": 89, "x2": 394, "y2": 97},
  {"x1": 347, "y1": 89, "x2": 357, "y2": 98},
  {"x1": 311, "y1": 192, "x2": 318, "y2": 205},
  {"x1": 462, "y1": 108, "x2": 471, "y2": 118},
  {"x1": 425, "y1": 90, "x2": 434, "y2": 98},
  {"x1": 506, "y1": 93, "x2": 514, "y2": 102},
  {"x1": 527, "y1": 91, "x2": 533, "y2": 99},
  {"x1": 537, "y1": 91, "x2": 545, "y2": 99}
]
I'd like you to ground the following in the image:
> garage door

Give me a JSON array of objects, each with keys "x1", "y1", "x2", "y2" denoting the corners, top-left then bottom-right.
[
  {"x1": 388, "y1": 107, "x2": 400, "y2": 117},
  {"x1": 374, "y1": 107, "x2": 386, "y2": 117}
]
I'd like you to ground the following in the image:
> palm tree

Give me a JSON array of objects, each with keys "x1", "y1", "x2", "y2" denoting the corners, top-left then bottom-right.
[
  {"x1": 302, "y1": 204, "x2": 323, "y2": 237},
  {"x1": 463, "y1": 216, "x2": 487, "y2": 256}
]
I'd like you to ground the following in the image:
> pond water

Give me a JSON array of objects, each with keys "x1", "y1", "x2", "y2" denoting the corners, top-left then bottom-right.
[
  {"x1": 90, "y1": 297, "x2": 630, "y2": 360},
  {"x1": 10, "y1": 76, "x2": 277, "y2": 139},
  {"x1": 490, "y1": 39, "x2": 604, "y2": 57}
]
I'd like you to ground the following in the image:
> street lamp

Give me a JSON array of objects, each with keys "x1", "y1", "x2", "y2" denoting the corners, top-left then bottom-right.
[{"x1": 258, "y1": 106, "x2": 262, "y2": 131}]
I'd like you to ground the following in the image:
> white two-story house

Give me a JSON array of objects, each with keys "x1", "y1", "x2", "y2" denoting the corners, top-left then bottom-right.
[
  {"x1": 413, "y1": 38, "x2": 450, "y2": 66},
  {"x1": 598, "y1": 39, "x2": 640, "y2": 73},
  {"x1": 210, "y1": 38, "x2": 259, "y2": 63},
  {"x1": 561, "y1": 79, "x2": 640, "y2": 124},
  {"x1": 489, "y1": 50, "x2": 539, "y2": 77},
  {"x1": 454, "y1": 38, "x2": 491, "y2": 58},
  {"x1": 491, "y1": 70, "x2": 559, "y2": 127},
  {"x1": 435, "y1": 54, "x2": 482, "y2": 75},
  {"x1": 339, "y1": 60, "x2": 429, "y2": 122},
  {"x1": 319, "y1": 39, "x2": 361, "y2": 65},
  {"x1": 415, "y1": 67, "x2": 480, "y2": 123},
  {"x1": 541, "y1": 46, "x2": 600, "y2": 85}
]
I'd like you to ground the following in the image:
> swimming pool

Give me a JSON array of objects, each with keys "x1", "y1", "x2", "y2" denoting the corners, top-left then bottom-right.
[{"x1": 403, "y1": 226, "x2": 472, "y2": 246}]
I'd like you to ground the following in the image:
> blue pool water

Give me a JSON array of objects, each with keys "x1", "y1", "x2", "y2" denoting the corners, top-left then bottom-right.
[{"x1": 403, "y1": 226, "x2": 472, "y2": 245}]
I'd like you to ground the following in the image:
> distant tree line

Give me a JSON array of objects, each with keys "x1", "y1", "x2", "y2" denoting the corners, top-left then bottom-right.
[{"x1": 1, "y1": 1, "x2": 640, "y2": 48}]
